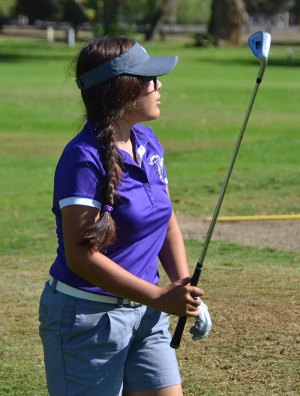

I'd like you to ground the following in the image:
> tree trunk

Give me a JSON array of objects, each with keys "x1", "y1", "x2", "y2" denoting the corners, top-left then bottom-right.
[
  {"x1": 103, "y1": 0, "x2": 121, "y2": 35},
  {"x1": 144, "y1": 0, "x2": 174, "y2": 41},
  {"x1": 208, "y1": 0, "x2": 247, "y2": 45}
]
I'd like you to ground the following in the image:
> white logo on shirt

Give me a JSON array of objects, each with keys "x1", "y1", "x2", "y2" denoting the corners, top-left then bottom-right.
[{"x1": 148, "y1": 154, "x2": 165, "y2": 182}]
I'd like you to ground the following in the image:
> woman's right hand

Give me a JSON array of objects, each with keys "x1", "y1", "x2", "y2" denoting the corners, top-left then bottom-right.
[{"x1": 152, "y1": 277, "x2": 204, "y2": 317}]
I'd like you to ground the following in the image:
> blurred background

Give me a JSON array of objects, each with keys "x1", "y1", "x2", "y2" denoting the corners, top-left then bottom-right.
[
  {"x1": 1, "y1": 2, "x2": 300, "y2": 395},
  {"x1": 1, "y1": 0, "x2": 300, "y2": 46}
]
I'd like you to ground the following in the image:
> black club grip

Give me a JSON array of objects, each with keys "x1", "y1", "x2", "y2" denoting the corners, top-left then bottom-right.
[
  {"x1": 170, "y1": 316, "x2": 187, "y2": 349},
  {"x1": 170, "y1": 264, "x2": 203, "y2": 349}
]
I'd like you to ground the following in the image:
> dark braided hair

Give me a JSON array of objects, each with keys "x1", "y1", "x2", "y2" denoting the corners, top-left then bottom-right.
[{"x1": 76, "y1": 36, "x2": 148, "y2": 252}]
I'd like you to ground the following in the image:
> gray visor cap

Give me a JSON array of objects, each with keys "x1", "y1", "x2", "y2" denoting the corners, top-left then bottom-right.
[{"x1": 76, "y1": 42, "x2": 178, "y2": 90}]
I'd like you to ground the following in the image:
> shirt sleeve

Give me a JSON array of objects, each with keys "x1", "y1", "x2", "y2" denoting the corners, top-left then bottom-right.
[{"x1": 53, "y1": 144, "x2": 105, "y2": 210}]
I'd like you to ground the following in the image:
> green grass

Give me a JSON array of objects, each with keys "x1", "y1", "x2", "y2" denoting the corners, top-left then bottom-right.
[
  {"x1": 175, "y1": 242, "x2": 300, "y2": 395},
  {"x1": 0, "y1": 36, "x2": 300, "y2": 395},
  {"x1": 1, "y1": 244, "x2": 299, "y2": 395},
  {"x1": 1, "y1": 37, "x2": 300, "y2": 255}
]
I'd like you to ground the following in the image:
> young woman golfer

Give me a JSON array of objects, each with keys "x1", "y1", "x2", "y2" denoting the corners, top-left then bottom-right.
[{"x1": 39, "y1": 36, "x2": 211, "y2": 396}]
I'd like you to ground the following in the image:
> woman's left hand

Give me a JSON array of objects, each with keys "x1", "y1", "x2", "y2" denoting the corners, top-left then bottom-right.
[{"x1": 190, "y1": 300, "x2": 212, "y2": 340}]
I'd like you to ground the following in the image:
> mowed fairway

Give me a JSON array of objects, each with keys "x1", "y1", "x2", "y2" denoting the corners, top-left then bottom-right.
[{"x1": 0, "y1": 36, "x2": 299, "y2": 395}]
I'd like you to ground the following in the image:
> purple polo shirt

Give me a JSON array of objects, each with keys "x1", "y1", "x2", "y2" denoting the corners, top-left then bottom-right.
[{"x1": 50, "y1": 121, "x2": 172, "y2": 296}]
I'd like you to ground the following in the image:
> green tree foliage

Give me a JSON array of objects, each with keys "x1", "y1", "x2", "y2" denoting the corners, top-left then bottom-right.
[
  {"x1": 15, "y1": 0, "x2": 87, "y2": 32},
  {"x1": 176, "y1": 0, "x2": 211, "y2": 24},
  {"x1": 291, "y1": 0, "x2": 300, "y2": 23},
  {"x1": 77, "y1": 0, "x2": 103, "y2": 29},
  {"x1": 247, "y1": 0, "x2": 294, "y2": 15},
  {"x1": 125, "y1": 0, "x2": 211, "y2": 26},
  {"x1": 0, "y1": 0, "x2": 18, "y2": 20},
  {"x1": 63, "y1": 0, "x2": 87, "y2": 31},
  {"x1": 15, "y1": 0, "x2": 62, "y2": 23},
  {"x1": 0, "y1": 0, "x2": 16, "y2": 18},
  {"x1": 12, "y1": 0, "x2": 211, "y2": 32},
  {"x1": 11, "y1": 0, "x2": 300, "y2": 43},
  {"x1": 144, "y1": 0, "x2": 174, "y2": 40}
]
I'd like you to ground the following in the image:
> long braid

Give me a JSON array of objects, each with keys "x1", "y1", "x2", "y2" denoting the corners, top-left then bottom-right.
[
  {"x1": 76, "y1": 36, "x2": 146, "y2": 252},
  {"x1": 82, "y1": 122, "x2": 122, "y2": 253},
  {"x1": 101, "y1": 121, "x2": 122, "y2": 207}
]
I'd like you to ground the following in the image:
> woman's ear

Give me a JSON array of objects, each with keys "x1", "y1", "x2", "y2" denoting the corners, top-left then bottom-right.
[{"x1": 125, "y1": 101, "x2": 136, "y2": 114}]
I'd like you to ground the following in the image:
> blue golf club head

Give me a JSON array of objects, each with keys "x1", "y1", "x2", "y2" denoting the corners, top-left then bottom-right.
[{"x1": 248, "y1": 31, "x2": 271, "y2": 81}]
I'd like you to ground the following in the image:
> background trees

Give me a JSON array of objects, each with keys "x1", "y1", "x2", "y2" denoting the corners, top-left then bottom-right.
[
  {"x1": 1, "y1": 0, "x2": 300, "y2": 44},
  {"x1": 208, "y1": 0, "x2": 247, "y2": 44},
  {"x1": 246, "y1": 0, "x2": 294, "y2": 15},
  {"x1": 0, "y1": 0, "x2": 18, "y2": 26}
]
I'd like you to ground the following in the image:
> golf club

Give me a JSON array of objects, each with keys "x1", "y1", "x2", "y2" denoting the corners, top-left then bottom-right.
[{"x1": 170, "y1": 31, "x2": 272, "y2": 349}]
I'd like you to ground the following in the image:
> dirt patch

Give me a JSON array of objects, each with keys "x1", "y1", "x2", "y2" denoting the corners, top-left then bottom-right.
[{"x1": 176, "y1": 213, "x2": 300, "y2": 252}]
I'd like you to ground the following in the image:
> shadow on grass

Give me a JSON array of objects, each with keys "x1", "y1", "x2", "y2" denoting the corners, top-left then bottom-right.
[
  {"x1": 0, "y1": 40, "x2": 76, "y2": 62},
  {"x1": 0, "y1": 52, "x2": 74, "y2": 62},
  {"x1": 185, "y1": 41, "x2": 300, "y2": 67},
  {"x1": 193, "y1": 57, "x2": 300, "y2": 68},
  {"x1": 1, "y1": 40, "x2": 300, "y2": 67}
]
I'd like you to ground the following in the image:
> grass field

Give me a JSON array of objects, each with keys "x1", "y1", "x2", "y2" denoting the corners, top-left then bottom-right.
[{"x1": 0, "y1": 36, "x2": 299, "y2": 395}]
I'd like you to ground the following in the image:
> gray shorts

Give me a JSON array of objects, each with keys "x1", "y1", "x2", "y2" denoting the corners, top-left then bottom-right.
[{"x1": 39, "y1": 282, "x2": 181, "y2": 396}]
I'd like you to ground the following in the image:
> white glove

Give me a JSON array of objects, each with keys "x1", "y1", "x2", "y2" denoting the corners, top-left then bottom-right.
[{"x1": 190, "y1": 300, "x2": 212, "y2": 341}]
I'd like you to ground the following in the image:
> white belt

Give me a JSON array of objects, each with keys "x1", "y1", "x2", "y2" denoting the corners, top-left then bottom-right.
[{"x1": 49, "y1": 278, "x2": 141, "y2": 307}]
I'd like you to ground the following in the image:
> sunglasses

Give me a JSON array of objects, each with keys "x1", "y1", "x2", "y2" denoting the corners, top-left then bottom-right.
[
  {"x1": 140, "y1": 76, "x2": 158, "y2": 90},
  {"x1": 149, "y1": 76, "x2": 158, "y2": 90}
]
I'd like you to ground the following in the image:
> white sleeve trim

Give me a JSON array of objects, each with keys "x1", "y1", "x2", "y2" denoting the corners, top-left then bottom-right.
[{"x1": 59, "y1": 197, "x2": 102, "y2": 209}]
